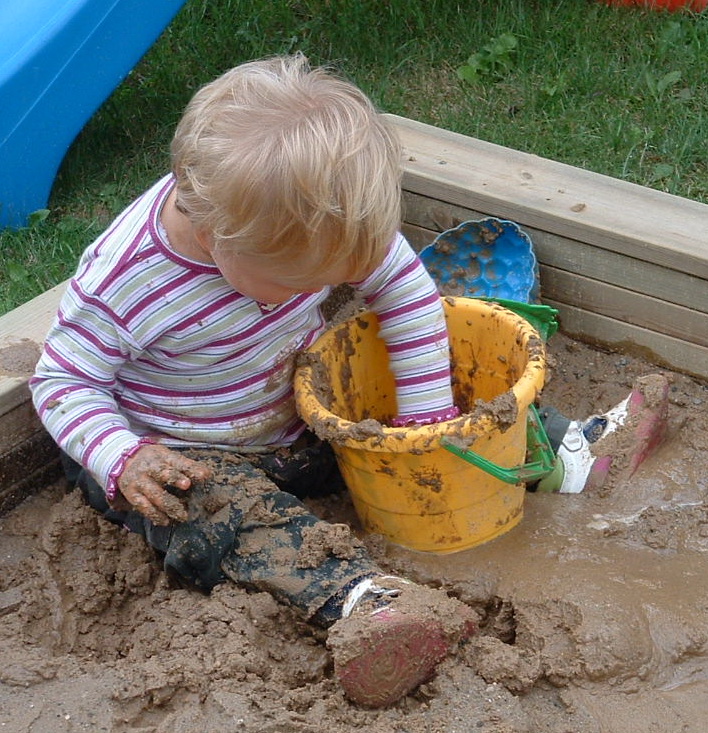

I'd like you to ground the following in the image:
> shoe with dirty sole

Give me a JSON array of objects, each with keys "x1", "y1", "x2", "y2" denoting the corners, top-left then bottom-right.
[
  {"x1": 539, "y1": 373, "x2": 670, "y2": 493},
  {"x1": 327, "y1": 576, "x2": 476, "y2": 708}
]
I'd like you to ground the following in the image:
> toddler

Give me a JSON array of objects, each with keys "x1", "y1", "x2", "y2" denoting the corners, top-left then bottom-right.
[{"x1": 31, "y1": 54, "x2": 472, "y2": 708}]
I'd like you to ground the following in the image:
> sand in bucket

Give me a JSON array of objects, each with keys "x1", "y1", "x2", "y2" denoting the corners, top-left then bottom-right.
[{"x1": 294, "y1": 297, "x2": 547, "y2": 553}]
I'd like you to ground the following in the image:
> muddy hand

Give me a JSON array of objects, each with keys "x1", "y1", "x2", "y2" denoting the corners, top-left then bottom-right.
[{"x1": 117, "y1": 444, "x2": 212, "y2": 526}]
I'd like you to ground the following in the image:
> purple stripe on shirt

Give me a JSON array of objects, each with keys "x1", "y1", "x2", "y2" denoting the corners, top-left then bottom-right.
[
  {"x1": 93, "y1": 221, "x2": 151, "y2": 294},
  {"x1": 363, "y1": 258, "x2": 419, "y2": 303},
  {"x1": 168, "y1": 292, "x2": 248, "y2": 336},
  {"x1": 43, "y1": 342, "x2": 116, "y2": 387},
  {"x1": 33, "y1": 383, "x2": 87, "y2": 412},
  {"x1": 123, "y1": 268, "x2": 203, "y2": 323},
  {"x1": 395, "y1": 366, "x2": 451, "y2": 386},
  {"x1": 147, "y1": 176, "x2": 176, "y2": 239},
  {"x1": 118, "y1": 358, "x2": 285, "y2": 397},
  {"x1": 376, "y1": 289, "x2": 440, "y2": 322},
  {"x1": 56, "y1": 405, "x2": 117, "y2": 444},
  {"x1": 82, "y1": 424, "x2": 131, "y2": 466},
  {"x1": 385, "y1": 329, "x2": 448, "y2": 353},
  {"x1": 69, "y1": 280, "x2": 131, "y2": 331},
  {"x1": 117, "y1": 389, "x2": 293, "y2": 423},
  {"x1": 91, "y1": 194, "x2": 147, "y2": 256},
  {"x1": 175, "y1": 292, "x2": 316, "y2": 347},
  {"x1": 55, "y1": 311, "x2": 125, "y2": 359}
]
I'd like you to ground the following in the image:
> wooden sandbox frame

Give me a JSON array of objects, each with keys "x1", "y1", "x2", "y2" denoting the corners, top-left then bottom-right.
[{"x1": 1, "y1": 115, "x2": 707, "y2": 513}]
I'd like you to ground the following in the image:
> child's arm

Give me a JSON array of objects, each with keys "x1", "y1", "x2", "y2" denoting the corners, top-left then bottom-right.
[
  {"x1": 29, "y1": 280, "x2": 208, "y2": 517},
  {"x1": 352, "y1": 233, "x2": 459, "y2": 426}
]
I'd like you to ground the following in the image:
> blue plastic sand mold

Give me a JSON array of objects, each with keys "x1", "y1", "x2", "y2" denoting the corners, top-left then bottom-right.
[
  {"x1": 419, "y1": 217, "x2": 541, "y2": 303},
  {"x1": 420, "y1": 217, "x2": 558, "y2": 340},
  {"x1": 0, "y1": 0, "x2": 186, "y2": 228}
]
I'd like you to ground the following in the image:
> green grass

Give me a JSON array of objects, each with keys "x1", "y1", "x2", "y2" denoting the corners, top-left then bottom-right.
[{"x1": 2, "y1": 0, "x2": 707, "y2": 314}]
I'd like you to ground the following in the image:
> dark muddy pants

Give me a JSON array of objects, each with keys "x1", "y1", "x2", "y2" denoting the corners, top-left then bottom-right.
[{"x1": 63, "y1": 437, "x2": 379, "y2": 625}]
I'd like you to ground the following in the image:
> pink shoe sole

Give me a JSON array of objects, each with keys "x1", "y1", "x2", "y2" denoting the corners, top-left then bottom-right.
[
  {"x1": 626, "y1": 374, "x2": 669, "y2": 474},
  {"x1": 331, "y1": 608, "x2": 451, "y2": 708},
  {"x1": 588, "y1": 374, "x2": 669, "y2": 489}
]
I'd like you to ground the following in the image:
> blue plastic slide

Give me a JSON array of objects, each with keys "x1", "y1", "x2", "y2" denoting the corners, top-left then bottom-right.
[{"x1": 0, "y1": 0, "x2": 186, "y2": 228}]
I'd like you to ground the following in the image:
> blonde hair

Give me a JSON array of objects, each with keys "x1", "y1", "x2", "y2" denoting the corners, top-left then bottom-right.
[{"x1": 171, "y1": 54, "x2": 402, "y2": 283}]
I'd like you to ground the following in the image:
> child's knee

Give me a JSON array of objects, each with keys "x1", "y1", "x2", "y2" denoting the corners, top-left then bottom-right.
[{"x1": 163, "y1": 519, "x2": 232, "y2": 591}]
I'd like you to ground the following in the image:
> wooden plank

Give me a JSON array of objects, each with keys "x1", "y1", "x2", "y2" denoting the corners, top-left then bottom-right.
[
  {"x1": 401, "y1": 213, "x2": 708, "y2": 379},
  {"x1": 0, "y1": 281, "x2": 65, "y2": 418},
  {"x1": 0, "y1": 423, "x2": 59, "y2": 491},
  {"x1": 0, "y1": 398, "x2": 44, "y2": 456},
  {"x1": 389, "y1": 114, "x2": 708, "y2": 280},
  {"x1": 402, "y1": 191, "x2": 708, "y2": 315},
  {"x1": 0, "y1": 432, "x2": 61, "y2": 515},
  {"x1": 539, "y1": 266, "x2": 707, "y2": 348},
  {"x1": 547, "y1": 300, "x2": 708, "y2": 379},
  {"x1": 402, "y1": 192, "x2": 486, "y2": 235},
  {"x1": 0, "y1": 283, "x2": 66, "y2": 513},
  {"x1": 534, "y1": 231, "x2": 706, "y2": 315},
  {"x1": 0, "y1": 377, "x2": 31, "y2": 417},
  {"x1": 402, "y1": 216, "x2": 707, "y2": 345},
  {"x1": 401, "y1": 222, "x2": 437, "y2": 252},
  {"x1": 0, "y1": 281, "x2": 66, "y2": 345}
]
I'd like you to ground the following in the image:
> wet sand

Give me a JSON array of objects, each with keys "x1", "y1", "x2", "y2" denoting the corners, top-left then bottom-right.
[{"x1": 1, "y1": 333, "x2": 706, "y2": 732}]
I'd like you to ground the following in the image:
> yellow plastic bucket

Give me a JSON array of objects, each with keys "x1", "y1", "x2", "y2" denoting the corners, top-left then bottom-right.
[{"x1": 294, "y1": 297, "x2": 547, "y2": 553}]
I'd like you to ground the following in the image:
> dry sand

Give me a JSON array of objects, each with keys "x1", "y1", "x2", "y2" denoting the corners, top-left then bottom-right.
[{"x1": 1, "y1": 332, "x2": 707, "y2": 733}]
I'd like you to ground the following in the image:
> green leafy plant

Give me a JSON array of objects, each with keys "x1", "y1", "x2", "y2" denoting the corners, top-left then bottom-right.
[
  {"x1": 6, "y1": 260, "x2": 30, "y2": 285},
  {"x1": 27, "y1": 208, "x2": 50, "y2": 227},
  {"x1": 649, "y1": 162, "x2": 676, "y2": 183},
  {"x1": 645, "y1": 69, "x2": 683, "y2": 102},
  {"x1": 457, "y1": 33, "x2": 518, "y2": 83}
]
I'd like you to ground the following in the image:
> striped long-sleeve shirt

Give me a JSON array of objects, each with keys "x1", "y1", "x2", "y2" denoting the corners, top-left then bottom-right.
[{"x1": 30, "y1": 175, "x2": 457, "y2": 499}]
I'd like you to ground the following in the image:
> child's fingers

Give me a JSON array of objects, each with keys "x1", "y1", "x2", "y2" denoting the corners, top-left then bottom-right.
[
  {"x1": 122, "y1": 444, "x2": 211, "y2": 491},
  {"x1": 119, "y1": 477, "x2": 185, "y2": 525},
  {"x1": 158, "y1": 450, "x2": 213, "y2": 488}
]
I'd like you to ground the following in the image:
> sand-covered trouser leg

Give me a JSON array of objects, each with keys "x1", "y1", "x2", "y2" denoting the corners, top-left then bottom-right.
[
  {"x1": 67, "y1": 447, "x2": 378, "y2": 609},
  {"x1": 203, "y1": 452, "x2": 379, "y2": 619}
]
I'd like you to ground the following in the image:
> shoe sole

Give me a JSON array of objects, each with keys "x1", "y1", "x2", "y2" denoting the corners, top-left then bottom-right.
[{"x1": 333, "y1": 610, "x2": 450, "y2": 708}]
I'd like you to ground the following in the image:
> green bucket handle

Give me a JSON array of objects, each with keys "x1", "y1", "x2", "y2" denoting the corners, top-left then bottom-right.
[{"x1": 441, "y1": 404, "x2": 556, "y2": 485}]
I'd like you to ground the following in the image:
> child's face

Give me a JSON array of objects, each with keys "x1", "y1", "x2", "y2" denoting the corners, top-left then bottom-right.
[{"x1": 212, "y1": 247, "x2": 354, "y2": 304}]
